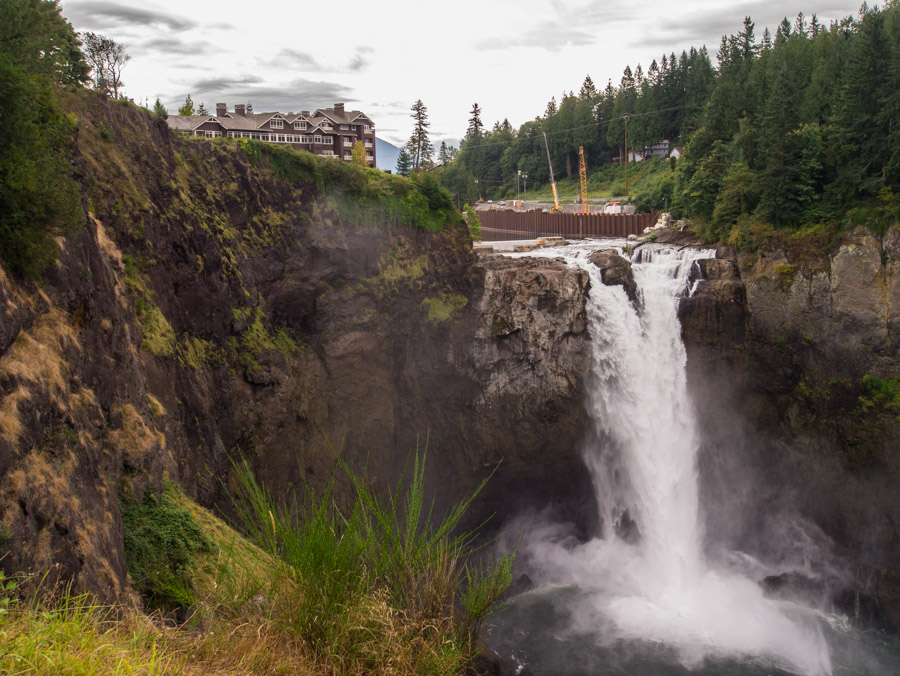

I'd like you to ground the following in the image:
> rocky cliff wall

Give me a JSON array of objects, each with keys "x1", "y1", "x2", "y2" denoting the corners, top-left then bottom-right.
[
  {"x1": 0, "y1": 94, "x2": 593, "y2": 603},
  {"x1": 680, "y1": 225, "x2": 900, "y2": 628}
]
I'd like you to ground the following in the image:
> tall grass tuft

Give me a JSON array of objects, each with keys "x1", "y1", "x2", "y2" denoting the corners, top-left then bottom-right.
[{"x1": 229, "y1": 449, "x2": 514, "y2": 672}]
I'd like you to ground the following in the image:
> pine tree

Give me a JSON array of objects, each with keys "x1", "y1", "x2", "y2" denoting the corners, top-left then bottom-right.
[
  {"x1": 579, "y1": 74, "x2": 597, "y2": 100},
  {"x1": 544, "y1": 96, "x2": 557, "y2": 117},
  {"x1": 196, "y1": 101, "x2": 208, "y2": 115},
  {"x1": 405, "y1": 99, "x2": 433, "y2": 170},
  {"x1": 246, "y1": 102, "x2": 253, "y2": 114},
  {"x1": 152, "y1": 97, "x2": 167, "y2": 119},
  {"x1": 395, "y1": 148, "x2": 412, "y2": 176},
  {"x1": 177, "y1": 94, "x2": 195, "y2": 116},
  {"x1": 438, "y1": 140, "x2": 451, "y2": 166},
  {"x1": 467, "y1": 103, "x2": 483, "y2": 139}
]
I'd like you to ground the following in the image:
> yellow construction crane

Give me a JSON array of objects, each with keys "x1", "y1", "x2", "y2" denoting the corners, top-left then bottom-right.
[
  {"x1": 579, "y1": 146, "x2": 589, "y2": 214},
  {"x1": 542, "y1": 131, "x2": 563, "y2": 212}
]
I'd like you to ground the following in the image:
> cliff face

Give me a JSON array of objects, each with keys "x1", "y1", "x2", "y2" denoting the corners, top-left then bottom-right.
[
  {"x1": 680, "y1": 226, "x2": 900, "y2": 628},
  {"x1": 0, "y1": 94, "x2": 592, "y2": 602}
]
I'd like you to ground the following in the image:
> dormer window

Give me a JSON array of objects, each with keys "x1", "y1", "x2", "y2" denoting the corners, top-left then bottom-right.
[
  {"x1": 294, "y1": 121, "x2": 306, "y2": 129},
  {"x1": 270, "y1": 119, "x2": 283, "y2": 129}
]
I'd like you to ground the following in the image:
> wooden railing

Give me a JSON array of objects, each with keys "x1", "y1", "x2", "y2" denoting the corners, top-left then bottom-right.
[{"x1": 478, "y1": 209, "x2": 659, "y2": 241}]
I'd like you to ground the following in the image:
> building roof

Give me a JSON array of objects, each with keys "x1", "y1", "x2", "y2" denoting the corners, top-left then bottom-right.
[{"x1": 166, "y1": 104, "x2": 373, "y2": 135}]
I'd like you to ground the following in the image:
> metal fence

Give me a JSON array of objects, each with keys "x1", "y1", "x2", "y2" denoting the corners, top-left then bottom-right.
[{"x1": 478, "y1": 209, "x2": 659, "y2": 241}]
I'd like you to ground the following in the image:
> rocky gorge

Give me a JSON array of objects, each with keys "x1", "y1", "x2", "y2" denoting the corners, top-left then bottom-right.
[{"x1": 1, "y1": 93, "x2": 899, "y2": 640}]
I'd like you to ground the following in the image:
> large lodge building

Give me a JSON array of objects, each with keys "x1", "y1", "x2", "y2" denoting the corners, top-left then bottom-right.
[{"x1": 167, "y1": 102, "x2": 376, "y2": 167}]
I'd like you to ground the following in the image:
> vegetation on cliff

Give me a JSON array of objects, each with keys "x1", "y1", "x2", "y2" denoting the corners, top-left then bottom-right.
[{"x1": 0, "y1": 0, "x2": 87, "y2": 278}]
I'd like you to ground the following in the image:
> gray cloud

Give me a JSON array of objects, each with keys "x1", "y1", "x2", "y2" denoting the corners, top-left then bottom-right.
[
  {"x1": 136, "y1": 36, "x2": 213, "y2": 56},
  {"x1": 276, "y1": 49, "x2": 322, "y2": 70},
  {"x1": 348, "y1": 45, "x2": 374, "y2": 72},
  {"x1": 629, "y1": 1, "x2": 857, "y2": 52},
  {"x1": 63, "y1": 1, "x2": 200, "y2": 31},
  {"x1": 477, "y1": 22, "x2": 597, "y2": 52},
  {"x1": 476, "y1": 1, "x2": 632, "y2": 52},
  {"x1": 192, "y1": 75, "x2": 264, "y2": 95},
  {"x1": 195, "y1": 78, "x2": 356, "y2": 113}
]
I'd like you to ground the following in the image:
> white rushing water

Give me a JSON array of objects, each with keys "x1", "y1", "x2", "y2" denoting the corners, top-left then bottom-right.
[{"x1": 508, "y1": 241, "x2": 833, "y2": 675}]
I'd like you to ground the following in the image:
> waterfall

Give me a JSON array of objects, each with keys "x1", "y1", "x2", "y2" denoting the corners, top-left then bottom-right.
[{"x1": 509, "y1": 242, "x2": 833, "y2": 676}]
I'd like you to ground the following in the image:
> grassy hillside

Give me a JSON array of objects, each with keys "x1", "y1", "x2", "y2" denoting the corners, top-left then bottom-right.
[
  {"x1": 1, "y1": 465, "x2": 512, "y2": 675},
  {"x1": 508, "y1": 157, "x2": 675, "y2": 211}
]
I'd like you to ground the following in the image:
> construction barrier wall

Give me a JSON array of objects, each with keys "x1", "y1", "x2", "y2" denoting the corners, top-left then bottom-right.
[{"x1": 478, "y1": 209, "x2": 659, "y2": 241}]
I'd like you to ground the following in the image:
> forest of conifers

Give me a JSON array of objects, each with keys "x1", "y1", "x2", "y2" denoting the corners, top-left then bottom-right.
[{"x1": 439, "y1": 4, "x2": 900, "y2": 242}]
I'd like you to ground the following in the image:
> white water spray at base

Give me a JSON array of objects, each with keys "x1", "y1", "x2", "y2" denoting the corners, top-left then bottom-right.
[{"x1": 514, "y1": 243, "x2": 832, "y2": 676}]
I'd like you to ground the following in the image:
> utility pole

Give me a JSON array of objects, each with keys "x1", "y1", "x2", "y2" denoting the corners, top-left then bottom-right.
[{"x1": 624, "y1": 114, "x2": 630, "y2": 198}]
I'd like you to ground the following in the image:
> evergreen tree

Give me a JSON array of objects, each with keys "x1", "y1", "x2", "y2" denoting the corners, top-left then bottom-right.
[
  {"x1": 152, "y1": 97, "x2": 167, "y2": 119},
  {"x1": 405, "y1": 99, "x2": 433, "y2": 170},
  {"x1": 579, "y1": 74, "x2": 597, "y2": 100},
  {"x1": 246, "y1": 102, "x2": 253, "y2": 114},
  {"x1": 178, "y1": 94, "x2": 195, "y2": 116},
  {"x1": 196, "y1": 101, "x2": 208, "y2": 115},
  {"x1": 438, "y1": 140, "x2": 451, "y2": 166},
  {"x1": 467, "y1": 102, "x2": 484, "y2": 139},
  {"x1": 395, "y1": 148, "x2": 412, "y2": 176}
]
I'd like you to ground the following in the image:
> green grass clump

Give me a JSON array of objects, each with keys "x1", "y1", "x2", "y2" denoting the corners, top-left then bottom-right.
[
  {"x1": 121, "y1": 482, "x2": 214, "y2": 612},
  {"x1": 229, "y1": 449, "x2": 514, "y2": 673},
  {"x1": 0, "y1": 590, "x2": 182, "y2": 675},
  {"x1": 856, "y1": 375, "x2": 900, "y2": 420},
  {"x1": 421, "y1": 292, "x2": 468, "y2": 325},
  {"x1": 226, "y1": 304, "x2": 301, "y2": 370}
]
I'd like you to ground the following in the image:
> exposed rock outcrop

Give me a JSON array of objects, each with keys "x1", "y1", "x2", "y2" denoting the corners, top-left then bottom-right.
[
  {"x1": 679, "y1": 225, "x2": 900, "y2": 628},
  {"x1": 589, "y1": 250, "x2": 638, "y2": 305}
]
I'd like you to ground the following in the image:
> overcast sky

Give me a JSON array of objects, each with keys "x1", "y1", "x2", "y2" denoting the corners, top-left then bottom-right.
[{"x1": 61, "y1": 0, "x2": 862, "y2": 150}]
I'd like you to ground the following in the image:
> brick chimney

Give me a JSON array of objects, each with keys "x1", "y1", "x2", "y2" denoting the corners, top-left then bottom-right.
[
  {"x1": 216, "y1": 103, "x2": 227, "y2": 117},
  {"x1": 235, "y1": 104, "x2": 246, "y2": 116},
  {"x1": 334, "y1": 103, "x2": 345, "y2": 117}
]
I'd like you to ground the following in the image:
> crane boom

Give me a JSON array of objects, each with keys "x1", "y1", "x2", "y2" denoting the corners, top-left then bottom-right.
[
  {"x1": 542, "y1": 131, "x2": 563, "y2": 212},
  {"x1": 579, "y1": 146, "x2": 589, "y2": 215}
]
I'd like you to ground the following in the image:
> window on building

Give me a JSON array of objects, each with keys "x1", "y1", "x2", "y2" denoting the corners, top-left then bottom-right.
[
  {"x1": 276, "y1": 134, "x2": 285, "y2": 143},
  {"x1": 270, "y1": 118, "x2": 283, "y2": 128},
  {"x1": 294, "y1": 121, "x2": 306, "y2": 129},
  {"x1": 314, "y1": 136, "x2": 323, "y2": 144}
]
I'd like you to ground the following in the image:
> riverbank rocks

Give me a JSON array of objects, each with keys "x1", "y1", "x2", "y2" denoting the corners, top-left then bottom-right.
[{"x1": 589, "y1": 250, "x2": 638, "y2": 305}]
